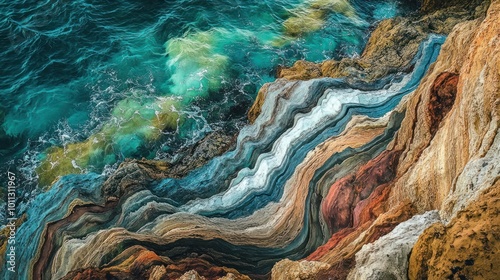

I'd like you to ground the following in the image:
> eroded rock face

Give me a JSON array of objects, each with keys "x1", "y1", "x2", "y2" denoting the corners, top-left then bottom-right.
[
  {"x1": 409, "y1": 180, "x2": 500, "y2": 280},
  {"x1": 271, "y1": 259, "x2": 330, "y2": 280},
  {"x1": 347, "y1": 211, "x2": 440, "y2": 280},
  {"x1": 388, "y1": 0, "x2": 499, "y2": 214},
  {"x1": 427, "y1": 72, "x2": 459, "y2": 136}
]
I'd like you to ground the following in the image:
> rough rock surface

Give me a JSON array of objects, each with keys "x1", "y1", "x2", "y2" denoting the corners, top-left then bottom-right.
[
  {"x1": 347, "y1": 211, "x2": 440, "y2": 280},
  {"x1": 271, "y1": 259, "x2": 330, "y2": 280},
  {"x1": 409, "y1": 180, "x2": 500, "y2": 280}
]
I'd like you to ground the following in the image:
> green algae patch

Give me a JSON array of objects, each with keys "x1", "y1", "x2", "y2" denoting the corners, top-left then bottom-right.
[
  {"x1": 36, "y1": 96, "x2": 181, "y2": 187},
  {"x1": 166, "y1": 29, "x2": 233, "y2": 100}
]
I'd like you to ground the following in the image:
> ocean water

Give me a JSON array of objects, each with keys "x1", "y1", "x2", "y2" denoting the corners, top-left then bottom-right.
[{"x1": 1, "y1": 0, "x2": 409, "y2": 195}]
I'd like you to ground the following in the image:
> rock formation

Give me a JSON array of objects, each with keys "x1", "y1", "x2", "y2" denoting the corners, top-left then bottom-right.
[
  {"x1": 272, "y1": 0, "x2": 499, "y2": 278},
  {"x1": 1, "y1": 0, "x2": 498, "y2": 279}
]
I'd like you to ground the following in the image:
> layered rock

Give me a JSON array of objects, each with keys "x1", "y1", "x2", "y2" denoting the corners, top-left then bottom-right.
[
  {"x1": 409, "y1": 180, "x2": 500, "y2": 279},
  {"x1": 2, "y1": 35, "x2": 445, "y2": 279},
  {"x1": 1, "y1": 0, "x2": 498, "y2": 279},
  {"x1": 272, "y1": 0, "x2": 499, "y2": 278}
]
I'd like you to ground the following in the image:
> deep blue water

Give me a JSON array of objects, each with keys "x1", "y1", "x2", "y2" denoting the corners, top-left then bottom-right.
[{"x1": 0, "y1": 0, "x2": 410, "y2": 195}]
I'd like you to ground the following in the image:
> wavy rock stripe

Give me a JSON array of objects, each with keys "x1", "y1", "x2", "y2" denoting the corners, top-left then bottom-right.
[{"x1": 47, "y1": 113, "x2": 393, "y2": 280}]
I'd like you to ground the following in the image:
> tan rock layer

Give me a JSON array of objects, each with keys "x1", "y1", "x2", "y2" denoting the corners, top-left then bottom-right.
[
  {"x1": 409, "y1": 179, "x2": 500, "y2": 279},
  {"x1": 388, "y1": 0, "x2": 499, "y2": 213}
]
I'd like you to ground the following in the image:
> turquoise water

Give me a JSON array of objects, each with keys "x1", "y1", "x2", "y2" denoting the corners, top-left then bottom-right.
[{"x1": 1, "y1": 0, "x2": 407, "y2": 192}]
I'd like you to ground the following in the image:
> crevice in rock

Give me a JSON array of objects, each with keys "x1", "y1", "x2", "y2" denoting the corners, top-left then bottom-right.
[{"x1": 427, "y1": 72, "x2": 459, "y2": 137}]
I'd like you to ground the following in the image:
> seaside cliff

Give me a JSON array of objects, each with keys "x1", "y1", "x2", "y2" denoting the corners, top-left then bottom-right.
[
  {"x1": 270, "y1": 0, "x2": 500, "y2": 279},
  {"x1": 0, "y1": 0, "x2": 498, "y2": 279}
]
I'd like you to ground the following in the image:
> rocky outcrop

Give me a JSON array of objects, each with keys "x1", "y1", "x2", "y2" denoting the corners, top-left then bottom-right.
[
  {"x1": 409, "y1": 180, "x2": 500, "y2": 280},
  {"x1": 248, "y1": 0, "x2": 490, "y2": 124},
  {"x1": 347, "y1": 211, "x2": 440, "y2": 280},
  {"x1": 271, "y1": 0, "x2": 499, "y2": 278}
]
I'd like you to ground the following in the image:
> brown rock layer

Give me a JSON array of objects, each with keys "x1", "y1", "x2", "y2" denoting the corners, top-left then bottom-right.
[
  {"x1": 321, "y1": 150, "x2": 401, "y2": 233},
  {"x1": 427, "y1": 72, "x2": 459, "y2": 136},
  {"x1": 409, "y1": 180, "x2": 500, "y2": 280}
]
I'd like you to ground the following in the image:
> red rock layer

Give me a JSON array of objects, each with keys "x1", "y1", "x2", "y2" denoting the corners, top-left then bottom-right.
[
  {"x1": 408, "y1": 180, "x2": 500, "y2": 279},
  {"x1": 321, "y1": 150, "x2": 401, "y2": 233}
]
